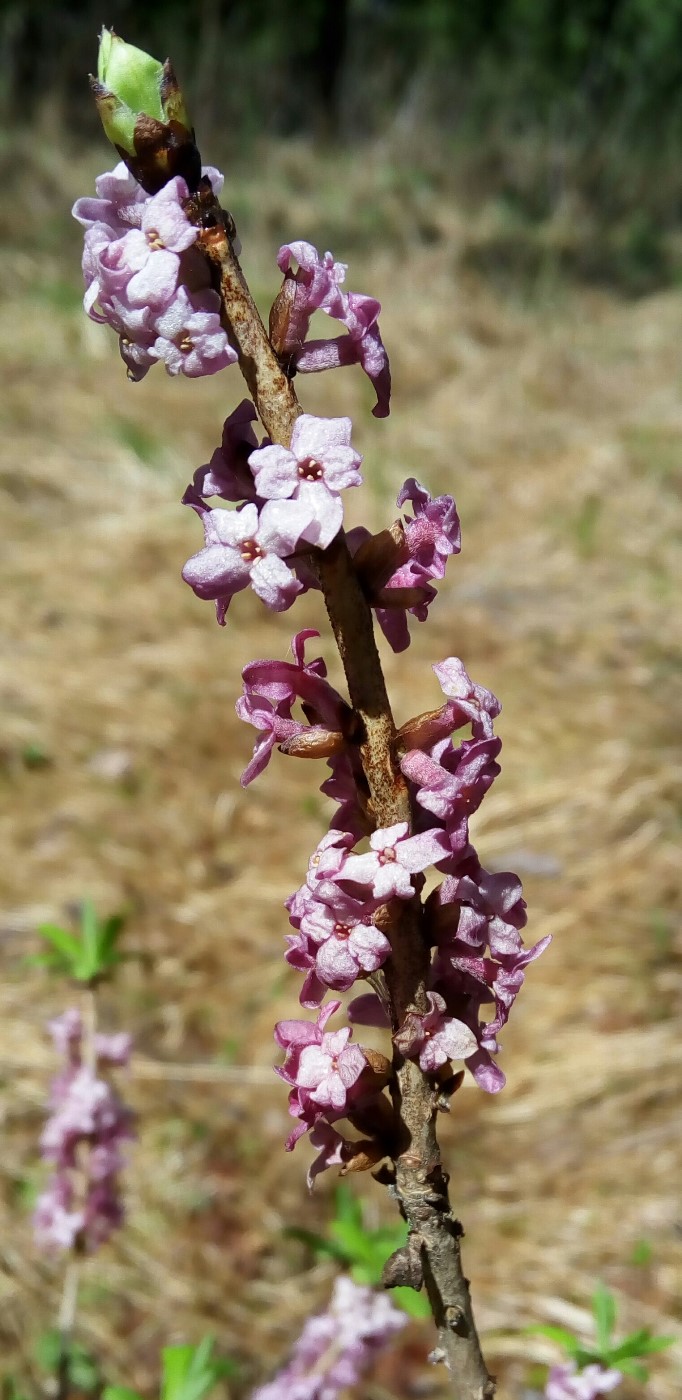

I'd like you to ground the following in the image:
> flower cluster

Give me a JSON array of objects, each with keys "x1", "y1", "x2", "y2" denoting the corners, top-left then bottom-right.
[
  {"x1": 34, "y1": 1009, "x2": 135, "y2": 1252},
  {"x1": 233, "y1": 621, "x2": 548, "y2": 1173},
  {"x1": 73, "y1": 163, "x2": 235, "y2": 380},
  {"x1": 182, "y1": 407, "x2": 363, "y2": 621},
  {"x1": 252, "y1": 1274, "x2": 406, "y2": 1400},
  {"x1": 545, "y1": 1363, "x2": 623, "y2": 1399},
  {"x1": 349, "y1": 477, "x2": 462, "y2": 652},
  {"x1": 76, "y1": 142, "x2": 548, "y2": 1193},
  {"x1": 270, "y1": 241, "x2": 391, "y2": 418}
]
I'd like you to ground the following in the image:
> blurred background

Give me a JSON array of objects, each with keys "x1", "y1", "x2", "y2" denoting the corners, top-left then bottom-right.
[{"x1": 0, "y1": 1, "x2": 680, "y2": 1397}]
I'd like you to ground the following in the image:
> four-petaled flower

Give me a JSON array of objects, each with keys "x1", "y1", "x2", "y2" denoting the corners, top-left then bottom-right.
[
  {"x1": 296, "y1": 1027, "x2": 367, "y2": 1110},
  {"x1": 248, "y1": 414, "x2": 362, "y2": 550},
  {"x1": 333, "y1": 821, "x2": 449, "y2": 900},
  {"x1": 393, "y1": 991, "x2": 478, "y2": 1072},
  {"x1": 182, "y1": 499, "x2": 313, "y2": 620}
]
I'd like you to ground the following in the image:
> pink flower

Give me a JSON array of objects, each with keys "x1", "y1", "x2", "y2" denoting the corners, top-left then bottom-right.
[
  {"x1": 433, "y1": 657, "x2": 501, "y2": 739},
  {"x1": 184, "y1": 400, "x2": 262, "y2": 505},
  {"x1": 333, "y1": 821, "x2": 449, "y2": 900},
  {"x1": 545, "y1": 1362, "x2": 623, "y2": 1399},
  {"x1": 300, "y1": 892, "x2": 391, "y2": 991},
  {"x1": 35, "y1": 1010, "x2": 134, "y2": 1253},
  {"x1": 374, "y1": 480, "x2": 461, "y2": 652},
  {"x1": 296, "y1": 1026, "x2": 367, "y2": 1110},
  {"x1": 252, "y1": 1275, "x2": 406, "y2": 1400},
  {"x1": 401, "y1": 736, "x2": 502, "y2": 825},
  {"x1": 274, "y1": 242, "x2": 391, "y2": 417},
  {"x1": 305, "y1": 829, "x2": 357, "y2": 901},
  {"x1": 249, "y1": 414, "x2": 362, "y2": 549},
  {"x1": 72, "y1": 161, "x2": 147, "y2": 234},
  {"x1": 236, "y1": 630, "x2": 349, "y2": 784},
  {"x1": 74, "y1": 165, "x2": 233, "y2": 383},
  {"x1": 398, "y1": 478, "x2": 461, "y2": 578},
  {"x1": 394, "y1": 991, "x2": 478, "y2": 1071},
  {"x1": 275, "y1": 999, "x2": 341, "y2": 1065},
  {"x1": 182, "y1": 499, "x2": 314, "y2": 620},
  {"x1": 149, "y1": 286, "x2": 236, "y2": 377},
  {"x1": 306, "y1": 1122, "x2": 353, "y2": 1187}
]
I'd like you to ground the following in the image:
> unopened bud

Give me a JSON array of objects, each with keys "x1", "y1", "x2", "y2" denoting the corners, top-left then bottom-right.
[
  {"x1": 397, "y1": 703, "x2": 453, "y2": 751},
  {"x1": 361, "y1": 1047, "x2": 393, "y2": 1084},
  {"x1": 340, "y1": 1140, "x2": 386, "y2": 1175},
  {"x1": 278, "y1": 727, "x2": 346, "y2": 760},
  {"x1": 91, "y1": 29, "x2": 201, "y2": 195}
]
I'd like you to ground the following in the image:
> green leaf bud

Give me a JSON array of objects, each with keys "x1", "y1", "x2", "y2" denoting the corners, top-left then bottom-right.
[{"x1": 90, "y1": 29, "x2": 200, "y2": 195}]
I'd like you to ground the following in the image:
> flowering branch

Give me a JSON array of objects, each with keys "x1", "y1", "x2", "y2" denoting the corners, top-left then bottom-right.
[
  {"x1": 73, "y1": 29, "x2": 553, "y2": 1398},
  {"x1": 189, "y1": 181, "x2": 492, "y2": 1395}
]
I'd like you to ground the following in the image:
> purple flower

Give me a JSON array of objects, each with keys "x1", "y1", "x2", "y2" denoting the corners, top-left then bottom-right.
[
  {"x1": 373, "y1": 481, "x2": 461, "y2": 652},
  {"x1": 545, "y1": 1362, "x2": 623, "y2": 1399},
  {"x1": 394, "y1": 991, "x2": 478, "y2": 1072},
  {"x1": 74, "y1": 164, "x2": 234, "y2": 382},
  {"x1": 298, "y1": 890, "x2": 391, "y2": 992},
  {"x1": 398, "y1": 478, "x2": 461, "y2": 578},
  {"x1": 236, "y1": 629, "x2": 349, "y2": 784},
  {"x1": 433, "y1": 656, "x2": 501, "y2": 739},
  {"x1": 333, "y1": 821, "x2": 449, "y2": 901},
  {"x1": 305, "y1": 830, "x2": 357, "y2": 902},
  {"x1": 252, "y1": 1275, "x2": 406, "y2": 1400},
  {"x1": 34, "y1": 1176, "x2": 85, "y2": 1252},
  {"x1": 274, "y1": 1002, "x2": 368, "y2": 1136},
  {"x1": 184, "y1": 400, "x2": 262, "y2": 505},
  {"x1": 401, "y1": 735, "x2": 502, "y2": 825},
  {"x1": 182, "y1": 498, "x2": 314, "y2": 620},
  {"x1": 248, "y1": 414, "x2": 362, "y2": 549},
  {"x1": 34, "y1": 1009, "x2": 134, "y2": 1253},
  {"x1": 72, "y1": 161, "x2": 147, "y2": 234},
  {"x1": 275, "y1": 999, "x2": 341, "y2": 1067},
  {"x1": 306, "y1": 1122, "x2": 353, "y2": 1187},
  {"x1": 284, "y1": 928, "x2": 329, "y2": 1008},
  {"x1": 274, "y1": 242, "x2": 391, "y2": 417},
  {"x1": 149, "y1": 286, "x2": 236, "y2": 377},
  {"x1": 296, "y1": 1026, "x2": 367, "y2": 1111}
]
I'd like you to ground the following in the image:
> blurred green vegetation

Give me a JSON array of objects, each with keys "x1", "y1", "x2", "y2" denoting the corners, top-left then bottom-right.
[{"x1": 4, "y1": 0, "x2": 682, "y2": 290}]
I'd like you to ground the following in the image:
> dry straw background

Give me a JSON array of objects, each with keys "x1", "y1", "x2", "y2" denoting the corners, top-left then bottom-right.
[{"x1": 0, "y1": 136, "x2": 680, "y2": 1398}]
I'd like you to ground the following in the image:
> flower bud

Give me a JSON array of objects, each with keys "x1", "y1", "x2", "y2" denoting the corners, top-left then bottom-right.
[{"x1": 90, "y1": 29, "x2": 201, "y2": 195}]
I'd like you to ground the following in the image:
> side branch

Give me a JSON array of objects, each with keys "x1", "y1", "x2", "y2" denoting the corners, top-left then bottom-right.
[{"x1": 196, "y1": 214, "x2": 495, "y2": 1400}]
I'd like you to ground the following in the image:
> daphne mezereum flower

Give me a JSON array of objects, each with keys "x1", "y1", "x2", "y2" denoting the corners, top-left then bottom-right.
[
  {"x1": 73, "y1": 164, "x2": 235, "y2": 381},
  {"x1": 252, "y1": 1274, "x2": 406, "y2": 1400},
  {"x1": 34, "y1": 1010, "x2": 134, "y2": 1253}
]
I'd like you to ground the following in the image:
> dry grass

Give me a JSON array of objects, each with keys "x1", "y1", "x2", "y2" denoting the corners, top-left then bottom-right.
[{"x1": 0, "y1": 136, "x2": 680, "y2": 1399}]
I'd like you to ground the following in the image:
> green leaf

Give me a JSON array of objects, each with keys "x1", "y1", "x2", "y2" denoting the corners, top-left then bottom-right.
[
  {"x1": 161, "y1": 1339, "x2": 234, "y2": 1400},
  {"x1": 618, "y1": 1359, "x2": 649, "y2": 1381},
  {"x1": 574, "y1": 1347, "x2": 600, "y2": 1369},
  {"x1": 35, "y1": 1331, "x2": 99, "y2": 1390},
  {"x1": 334, "y1": 1184, "x2": 364, "y2": 1230},
  {"x1": 609, "y1": 1330, "x2": 675, "y2": 1361},
  {"x1": 392, "y1": 1286, "x2": 431, "y2": 1319},
  {"x1": 630, "y1": 1238, "x2": 653, "y2": 1266},
  {"x1": 592, "y1": 1283, "x2": 617, "y2": 1355},
  {"x1": 36, "y1": 924, "x2": 80, "y2": 968},
  {"x1": 78, "y1": 900, "x2": 101, "y2": 980},
  {"x1": 103, "y1": 1388, "x2": 143, "y2": 1400},
  {"x1": 284, "y1": 1226, "x2": 348, "y2": 1263},
  {"x1": 526, "y1": 1324, "x2": 581, "y2": 1357}
]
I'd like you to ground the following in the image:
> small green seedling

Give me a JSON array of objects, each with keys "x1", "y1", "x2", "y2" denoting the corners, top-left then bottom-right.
[
  {"x1": 33, "y1": 901, "x2": 126, "y2": 983},
  {"x1": 288, "y1": 1184, "x2": 431, "y2": 1319},
  {"x1": 36, "y1": 1329, "x2": 100, "y2": 1392},
  {"x1": 531, "y1": 1280, "x2": 675, "y2": 1384},
  {"x1": 104, "y1": 1337, "x2": 237, "y2": 1400}
]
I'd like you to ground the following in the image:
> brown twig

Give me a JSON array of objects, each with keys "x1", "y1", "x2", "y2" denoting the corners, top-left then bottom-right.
[{"x1": 194, "y1": 211, "x2": 495, "y2": 1399}]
